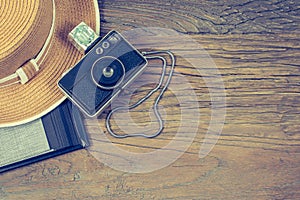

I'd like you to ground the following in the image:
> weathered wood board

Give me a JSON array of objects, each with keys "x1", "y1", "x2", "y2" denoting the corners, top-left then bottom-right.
[{"x1": 1, "y1": 0, "x2": 299, "y2": 199}]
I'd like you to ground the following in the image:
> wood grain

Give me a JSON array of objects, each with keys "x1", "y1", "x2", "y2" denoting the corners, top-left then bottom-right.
[
  {"x1": 1, "y1": 0, "x2": 300, "y2": 199},
  {"x1": 99, "y1": 0, "x2": 300, "y2": 35}
]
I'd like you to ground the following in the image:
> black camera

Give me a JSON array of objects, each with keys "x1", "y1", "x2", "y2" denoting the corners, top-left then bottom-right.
[{"x1": 58, "y1": 30, "x2": 148, "y2": 117}]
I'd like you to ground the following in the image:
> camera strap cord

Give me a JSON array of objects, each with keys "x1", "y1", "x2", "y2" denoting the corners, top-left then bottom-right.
[{"x1": 105, "y1": 50, "x2": 175, "y2": 138}]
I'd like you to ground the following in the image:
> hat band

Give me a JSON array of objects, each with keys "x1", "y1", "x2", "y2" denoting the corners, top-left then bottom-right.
[{"x1": 0, "y1": 0, "x2": 56, "y2": 88}]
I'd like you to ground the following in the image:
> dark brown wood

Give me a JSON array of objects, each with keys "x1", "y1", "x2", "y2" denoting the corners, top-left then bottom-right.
[
  {"x1": 100, "y1": 0, "x2": 300, "y2": 35},
  {"x1": 1, "y1": 0, "x2": 300, "y2": 199}
]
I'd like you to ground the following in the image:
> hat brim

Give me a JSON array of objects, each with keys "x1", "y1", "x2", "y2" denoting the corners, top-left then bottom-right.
[{"x1": 0, "y1": 0, "x2": 100, "y2": 127}]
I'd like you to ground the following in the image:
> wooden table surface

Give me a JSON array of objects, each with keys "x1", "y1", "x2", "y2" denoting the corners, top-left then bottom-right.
[{"x1": 1, "y1": 0, "x2": 300, "y2": 199}]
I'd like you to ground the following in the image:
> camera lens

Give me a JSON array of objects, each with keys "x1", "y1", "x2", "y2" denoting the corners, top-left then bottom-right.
[
  {"x1": 102, "y1": 66, "x2": 114, "y2": 78},
  {"x1": 91, "y1": 56, "x2": 125, "y2": 90}
]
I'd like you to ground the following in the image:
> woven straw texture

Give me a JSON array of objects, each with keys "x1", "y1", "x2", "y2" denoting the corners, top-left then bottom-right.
[{"x1": 0, "y1": 0, "x2": 99, "y2": 127}]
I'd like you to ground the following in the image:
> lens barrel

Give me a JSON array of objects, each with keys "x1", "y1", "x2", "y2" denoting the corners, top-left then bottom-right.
[{"x1": 91, "y1": 56, "x2": 125, "y2": 90}]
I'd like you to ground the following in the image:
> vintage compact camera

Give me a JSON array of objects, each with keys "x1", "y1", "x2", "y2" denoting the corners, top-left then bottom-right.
[{"x1": 58, "y1": 29, "x2": 148, "y2": 117}]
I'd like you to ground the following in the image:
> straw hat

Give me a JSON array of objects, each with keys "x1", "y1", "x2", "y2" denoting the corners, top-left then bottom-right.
[{"x1": 0, "y1": 0, "x2": 100, "y2": 127}]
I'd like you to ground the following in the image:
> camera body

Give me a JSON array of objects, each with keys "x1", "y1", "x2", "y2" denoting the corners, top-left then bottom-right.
[{"x1": 58, "y1": 30, "x2": 148, "y2": 117}]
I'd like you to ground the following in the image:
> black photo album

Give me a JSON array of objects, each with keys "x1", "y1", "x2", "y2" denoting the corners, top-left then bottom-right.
[{"x1": 0, "y1": 100, "x2": 88, "y2": 173}]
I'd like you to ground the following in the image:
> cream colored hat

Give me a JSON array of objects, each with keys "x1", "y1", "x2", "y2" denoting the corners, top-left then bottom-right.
[{"x1": 0, "y1": 0, "x2": 100, "y2": 127}]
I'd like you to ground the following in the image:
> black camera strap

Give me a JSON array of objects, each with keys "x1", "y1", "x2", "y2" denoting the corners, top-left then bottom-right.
[{"x1": 105, "y1": 50, "x2": 175, "y2": 138}]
